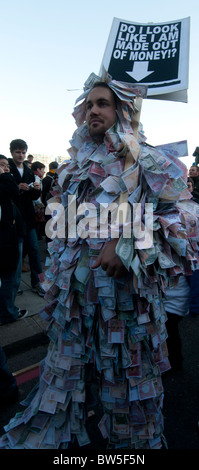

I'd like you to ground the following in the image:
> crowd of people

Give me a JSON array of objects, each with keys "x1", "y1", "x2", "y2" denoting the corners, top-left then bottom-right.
[
  {"x1": 0, "y1": 77, "x2": 199, "y2": 449},
  {"x1": 0, "y1": 140, "x2": 59, "y2": 326},
  {"x1": 0, "y1": 143, "x2": 59, "y2": 407}
]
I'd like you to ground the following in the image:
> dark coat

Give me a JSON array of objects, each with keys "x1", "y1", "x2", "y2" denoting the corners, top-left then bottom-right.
[
  {"x1": 0, "y1": 173, "x2": 21, "y2": 273},
  {"x1": 192, "y1": 175, "x2": 199, "y2": 200},
  {"x1": 41, "y1": 171, "x2": 57, "y2": 206},
  {"x1": 8, "y1": 159, "x2": 41, "y2": 230},
  {"x1": 187, "y1": 270, "x2": 199, "y2": 316}
]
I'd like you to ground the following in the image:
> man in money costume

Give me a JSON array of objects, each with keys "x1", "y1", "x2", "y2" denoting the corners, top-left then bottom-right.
[{"x1": 1, "y1": 73, "x2": 198, "y2": 450}]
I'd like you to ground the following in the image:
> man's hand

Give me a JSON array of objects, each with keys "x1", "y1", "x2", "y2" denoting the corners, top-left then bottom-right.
[
  {"x1": 92, "y1": 239, "x2": 127, "y2": 279},
  {"x1": 33, "y1": 182, "x2": 41, "y2": 191},
  {"x1": 18, "y1": 182, "x2": 29, "y2": 191}
]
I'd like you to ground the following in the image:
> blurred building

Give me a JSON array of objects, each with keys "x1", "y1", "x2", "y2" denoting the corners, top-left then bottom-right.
[{"x1": 31, "y1": 154, "x2": 69, "y2": 174}]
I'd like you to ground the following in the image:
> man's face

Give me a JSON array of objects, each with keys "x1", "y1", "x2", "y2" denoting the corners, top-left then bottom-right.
[
  {"x1": 37, "y1": 167, "x2": 45, "y2": 178},
  {"x1": 0, "y1": 158, "x2": 10, "y2": 173},
  {"x1": 187, "y1": 181, "x2": 194, "y2": 192},
  {"x1": 86, "y1": 86, "x2": 116, "y2": 143},
  {"x1": 189, "y1": 166, "x2": 198, "y2": 177},
  {"x1": 12, "y1": 148, "x2": 27, "y2": 165}
]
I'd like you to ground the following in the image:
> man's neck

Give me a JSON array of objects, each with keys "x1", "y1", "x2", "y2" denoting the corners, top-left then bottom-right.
[
  {"x1": 93, "y1": 135, "x2": 104, "y2": 146},
  {"x1": 13, "y1": 160, "x2": 24, "y2": 169}
]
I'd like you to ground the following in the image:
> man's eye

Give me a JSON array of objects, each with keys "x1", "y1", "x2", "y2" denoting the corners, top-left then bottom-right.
[{"x1": 86, "y1": 103, "x2": 92, "y2": 111}]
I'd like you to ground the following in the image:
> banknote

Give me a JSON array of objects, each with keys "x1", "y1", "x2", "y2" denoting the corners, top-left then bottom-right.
[
  {"x1": 101, "y1": 306, "x2": 116, "y2": 322},
  {"x1": 167, "y1": 235, "x2": 187, "y2": 256},
  {"x1": 76, "y1": 425, "x2": 91, "y2": 446},
  {"x1": 108, "y1": 319, "x2": 125, "y2": 344},
  {"x1": 143, "y1": 170, "x2": 168, "y2": 194},
  {"x1": 128, "y1": 186, "x2": 142, "y2": 208},
  {"x1": 116, "y1": 235, "x2": 134, "y2": 270},
  {"x1": 156, "y1": 140, "x2": 188, "y2": 158},
  {"x1": 104, "y1": 160, "x2": 124, "y2": 176},
  {"x1": 74, "y1": 253, "x2": 90, "y2": 285},
  {"x1": 3, "y1": 412, "x2": 24, "y2": 433},
  {"x1": 98, "y1": 283, "x2": 115, "y2": 298},
  {"x1": 88, "y1": 161, "x2": 106, "y2": 177},
  {"x1": 76, "y1": 141, "x2": 97, "y2": 165},
  {"x1": 138, "y1": 380, "x2": 156, "y2": 400},
  {"x1": 98, "y1": 413, "x2": 110, "y2": 439},
  {"x1": 112, "y1": 414, "x2": 129, "y2": 435},
  {"x1": 119, "y1": 163, "x2": 139, "y2": 194},
  {"x1": 100, "y1": 175, "x2": 121, "y2": 195}
]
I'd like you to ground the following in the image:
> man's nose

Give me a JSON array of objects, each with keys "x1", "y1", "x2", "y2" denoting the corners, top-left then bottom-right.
[{"x1": 90, "y1": 104, "x2": 99, "y2": 115}]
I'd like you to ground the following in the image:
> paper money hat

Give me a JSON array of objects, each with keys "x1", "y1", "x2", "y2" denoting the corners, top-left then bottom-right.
[{"x1": 72, "y1": 71, "x2": 147, "y2": 133}]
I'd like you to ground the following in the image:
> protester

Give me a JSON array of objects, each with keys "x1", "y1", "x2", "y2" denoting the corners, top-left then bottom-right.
[
  {"x1": 41, "y1": 161, "x2": 58, "y2": 207},
  {"x1": 27, "y1": 154, "x2": 34, "y2": 164},
  {"x1": 0, "y1": 154, "x2": 28, "y2": 324},
  {"x1": 188, "y1": 165, "x2": 199, "y2": 199},
  {"x1": 187, "y1": 176, "x2": 194, "y2": 193},
  {"x1": 1, "y1": 75, "x2": 198, "y2": 449},
  {"x1": 24, "y1": 161, "x2": 32, "y2": 169},
  {"x1": 188, "y1": 164, "x2": 198, "y2": 178},
  {"x1": 24, "y1": 154, "x2": 34, "y2": 169},
  {"x1": 192, "y1": 146, "x2": 199, "y2": 167},
  {"x1": 8, "y1": 139, "x2": 45, "y2": 297},
  {"x1": 31, "y1": 161, "x2": 46, "y2": 239},
  {"x1": 41, "y1": 161, "x2": 58, "y2": 245},
  {"x1": 187, "y1": 175, "x2": 199, "y2": 204},
  {"x1": 186, "y1": 173, "x2": 199, "y2": 316}
]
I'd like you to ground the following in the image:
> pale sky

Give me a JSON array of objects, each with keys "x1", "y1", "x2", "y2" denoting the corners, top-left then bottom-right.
[{"x1": 0, "y1": 0, "x2": 198, "y2": 168}]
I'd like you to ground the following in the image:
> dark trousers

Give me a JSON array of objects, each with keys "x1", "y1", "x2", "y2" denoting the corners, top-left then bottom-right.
[
  {"x1": 23, "y1": 228, "x2": 42, "y2": 287},
  {"x1": 166, "y1": 312, "x2": 183, "y2": 370}
]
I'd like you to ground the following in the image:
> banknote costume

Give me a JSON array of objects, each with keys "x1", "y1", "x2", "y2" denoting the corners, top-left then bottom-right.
[{"x1": 1, "y1": 73, "x2": 199, "y2": 449}]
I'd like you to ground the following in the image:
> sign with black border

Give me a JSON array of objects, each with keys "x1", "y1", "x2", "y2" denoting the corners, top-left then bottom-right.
[{"x1": 100, "y1": 17, "x2": 190, "y2": 102}]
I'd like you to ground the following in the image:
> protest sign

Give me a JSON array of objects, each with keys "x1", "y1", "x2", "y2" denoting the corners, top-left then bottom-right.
[{"x1": 100, "y1": 17, "x2": 190, "y2": 102}]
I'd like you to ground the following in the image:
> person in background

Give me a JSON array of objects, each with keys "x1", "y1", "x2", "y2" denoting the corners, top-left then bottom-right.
[
  {"x1": 31, "y1": 161, "x2": 46, "y2": 239},
  {"x1": 188, "y1": 165, "x2": 199, "y2": 201},
  {"x1": 187, "y1": 177, "x2": 194, "y2": 193},
  {"x1": 187, "y1": 170, "x2": 199, "y2": 319},
  {"x1": 8, "y1": 139, "x2": 45, "y2": 297},
  {"x1": 41, "y1": 161, "x2": 58, "y2": 246},
  {"x1": 0, "y1": 154, "x2": 28, "y2": 324},
  {"x1": 187, "y1": 176, "x2": 199, "y2": 203},
  {"x1": 188, "y1": 164, "x2": 198, "y2": 178},
  {"x1": 41, "y1": 161, "x2": 58, "y2": 207},
  {"x1": 27, "y1": 154, "x2": 34, "y2": 164},
  {"x1": 24, "y1": 154, "x2": 34, "y2": 169}
]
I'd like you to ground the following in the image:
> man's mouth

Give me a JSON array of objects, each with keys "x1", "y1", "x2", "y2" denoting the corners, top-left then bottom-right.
[{"x1": 90, "y1": 119, "x2": 102, "y2": 126}]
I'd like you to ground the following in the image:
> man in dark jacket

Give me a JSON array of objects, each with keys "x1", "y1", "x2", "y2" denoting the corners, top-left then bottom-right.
[
  {"x1": 41, "y1": 161, "x2": 58, "y2": 246},
  {"x1": 188, "y1": 165, "x2": 199, "y2": 201},
  {"x1": 0, "y1": 154, "x2": 28, "y2": 323},
  {"x1": 9, "y1": 139, "x2": 45, "y2": 296},
  {"x1": 41, "y1": 161, "x2": 58, "y2": 207}
]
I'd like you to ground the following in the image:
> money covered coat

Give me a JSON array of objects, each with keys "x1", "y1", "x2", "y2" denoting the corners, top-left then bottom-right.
[{"x1": 1, "y1": 79, "x2": 199, "y2": 450}]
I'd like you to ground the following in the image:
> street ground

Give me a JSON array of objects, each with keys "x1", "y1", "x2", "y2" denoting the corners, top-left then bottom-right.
[{"x1": 0, "y1": 238, "x2": 199, "y2": 460}]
